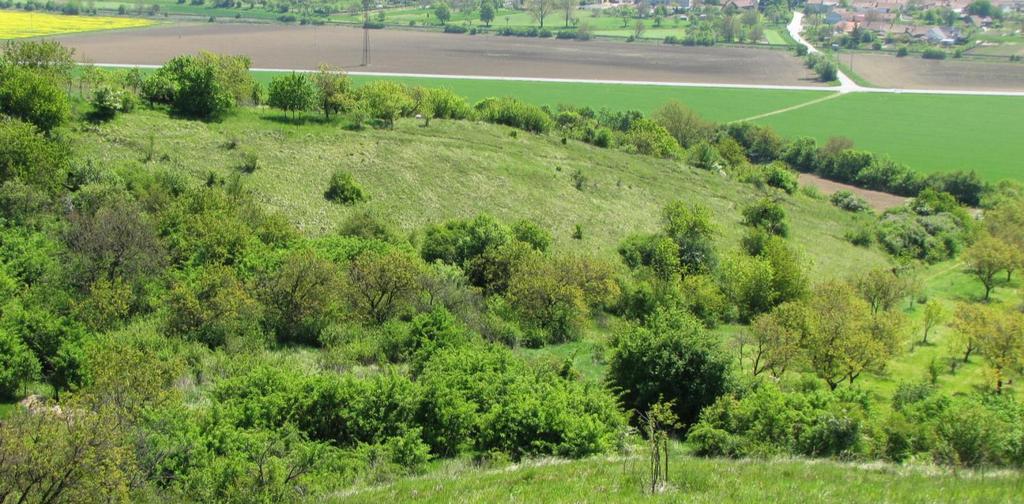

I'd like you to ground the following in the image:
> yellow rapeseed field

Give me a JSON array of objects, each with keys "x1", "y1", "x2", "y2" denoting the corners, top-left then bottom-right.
[{"x1": 0, "y1": 10, "x2": 154, "y2": 39}]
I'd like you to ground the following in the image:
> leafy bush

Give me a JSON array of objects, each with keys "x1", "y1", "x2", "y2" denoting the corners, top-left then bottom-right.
[
  {"x1": 922, "y1": 48, "x2": 947, "y2": 60},
  {"x1": 608, "y1": 307, "x2": 730, "y2": 428},
  {"x1": 267, "y1": 72, "x2": 315, "y2": 117},
  {"x1": 621, "y1": 118, "x2": 681, "y2": 159},
  {"x1": 358, "y1": 80, "x2": 414, "y2": 128},
  {"x1": 689, "y1": 384, "x2": 868, "y2": 459},
  {"x1": 741, "y1": 198, "x2": 788, "y2": 237},
  {"x1": 324, "y1": 170, "x2": 366, "y2": 205},
  {"x1": 0, "y1": 64, "x2": 69, "y2": 133},
  {"x1": 474, "y1": 97, "x2": 552, "y2": 133},
  {"x1": 829, "y1": 189, "x2": 870, "y2": 212},
  {"x1": 763, "y1": 162, "x2": 798, "y2": 194}
]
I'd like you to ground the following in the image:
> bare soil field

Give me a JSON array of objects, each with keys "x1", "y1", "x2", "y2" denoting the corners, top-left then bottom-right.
[
  {"x1": 798, "y1": 173, "x2": 908, "y2": 212},
  {"x1": 52, "y1": 23, "x2": 824, "y2": 86},
  {"x1": 852, "y1": 53, "x2": 1024, "y2": 91}
]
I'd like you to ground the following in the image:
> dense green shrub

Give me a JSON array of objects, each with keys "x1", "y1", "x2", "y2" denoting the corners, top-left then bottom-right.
[
  {"x1": 358, "y1": 80, "x2": 414, "y2": 128},
  {"x1": 0, "y1": 64, "x2": 69, "y2": 133},
  {"x1": 155, "y1": 53, "x2": 256, "y2": 119},
  {"x1": 762, "y1": 162, "x2": 799, "y2": 194},
  {"x1": 830, "y1": 189, "x2": 870, "y2": 212},
  {"x1": 741, "y1": 198, "x2": 788, "y2": 237},
  {"x1": 622, "y1": 118, "x2": 681, "y2": 159},
  {"x1": 267, "y1": 72, "x2": 315, "y2": 117},
  {"x1": 689, "y1": 383, "x2": 869, "y2": 459},
  {"x1": 418, "y1": 343, "x2": 623, "y2": 459},
  {"x1": 922, "y1": 48, "x2": 947, "y2": 60},
  {"x1": 0, "y1": 117, "x2": 68, "y2": 193},
  {"x1": 474, "y1": 96, "x2": 553, "y2": 133},
  {"x1": 607, "y1": 307, "x2": 730, "y2": 428},
  {"x1": 324, "y1": 170, "x2": 366, "y2": 204}
]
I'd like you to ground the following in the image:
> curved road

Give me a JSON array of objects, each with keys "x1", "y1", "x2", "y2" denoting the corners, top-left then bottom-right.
[{"x1": 787, "y1": 12, "x2": 859, "y2": 93}]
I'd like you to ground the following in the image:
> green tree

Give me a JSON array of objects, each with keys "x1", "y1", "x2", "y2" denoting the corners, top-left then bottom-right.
[
  {"x1": 527, "y1": 0, "x2": 555, "y2": 27},
  {"x1": 268, "y1": 72, "x2": 315, "y2": 118},
  {"x1": 741, "y1": 198, "x2": 788, "y2": 237},
  {"x1": 556, "y1": 0, "x2": 575, "y2": 27},
  {"x1": 970, "y1": 306, "x2": 1024, "y2": 393},
  {"x1": 654, "y1": 101, "x2": 713, "y2": 149},
  {"x1": 260, "y1": 249, "x2": 342, "y2": 345},
  {"x1": 921, "y1": 299, "x2": 946, "y2": 345},
  {"x1": 742, "y1": 302, "x2": 809, "y2": 377},
  {"x1": 607, "y1": 307, "x2": 730, "y2": 427},
  {"x1": 661, "y1": 200, "x2": 717, "y2": 275},
  {"x1": 0, "y1": 117, "x2": 69, "y2": 193},
  {"x1": 345, "y1": 250, "x2": 423, "y2": 324},
  {"x1": 435, "y1": 1, "x2": 451, "y2": 24},
  {"x1": 0, "y1": 329, "x2": 40, "y2": 400},
  {"x1": 480, "y1": 0, "x2": 495, "y2": 26},
  {"x1": 358, "y1": 80, "x2": 413, "y2": 128},
  {"x1": 964, "y1": 234, "x2": 1015, "y2": 301},
  {"x1": 312, "y1": 64, "x2": 351, "y2": 120},
  {"x1": 803, "y1": 281, "x2": 872, "y2": 389}
]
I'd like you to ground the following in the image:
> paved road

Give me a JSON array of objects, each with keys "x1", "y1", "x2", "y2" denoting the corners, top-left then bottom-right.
[{"x1": 787, "y1": 12, "x2": 860, "y2": 93}]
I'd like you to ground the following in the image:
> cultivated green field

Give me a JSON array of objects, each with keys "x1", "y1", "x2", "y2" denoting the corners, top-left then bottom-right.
[
  {"x1": 340, "y1": 449, "x2": 1024, "y2": 503},
  {"x1": 757, "y1": 92, "x2": 1024, "y2": 182}
]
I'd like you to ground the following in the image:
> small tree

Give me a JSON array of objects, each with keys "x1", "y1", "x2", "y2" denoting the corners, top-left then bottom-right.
[
  {"x1": 633, "y1": 20, "x2": 647, "y2": 39},
  {"x1": 268, "y1": 72, "x2": 315, "y2": 118},
  {"x1": 555, "y1": 0, "x2": 575, "y2": 27},
  {"x1": 638, "y1": 400, "x2": 679, "y2": 494},
  {"x1": 480, "y1": 0, "x2": 495, "y2": 26},
  {"x1": 527, "y1": 0, "x2": 555, "y2": 27},
  {"x1": 434, "y1": 1, "x2": 451, "y2": 25},
  {"x1": 921, "y1": 299, "x2": 946, "y2": 345},
  {"x1": 964, "y1": 234, "x2": 1014, "y2": 301},
  {"x1": 312, "y1": 64, "x2": 351, "y2": 120},
  {"x1": 741, "y1": 198, "x2": 788, "y2": 237}
]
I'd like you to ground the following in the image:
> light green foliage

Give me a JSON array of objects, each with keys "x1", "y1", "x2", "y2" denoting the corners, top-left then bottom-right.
[
  {"x1": 0, "y1": 329, "x2": 39, "y2": 399},
  {"x1": 358, "y1": 80, "x2": 414, "y2": 128},
  {"x1": 0, "y1": 116, "x2": 68, "y2": 193},
  {"x1": 267, "y1": 71, "x2": 316, "y2": 117},
  {"x1": 0, "y1": 64, "x2": 70, "y2": 133},
  {"x1": 622, "y1": 118, "x2": 681, "y2": 159},
  {"x1": 324, "y1": 170, "x2": 366, "y2": 204}
]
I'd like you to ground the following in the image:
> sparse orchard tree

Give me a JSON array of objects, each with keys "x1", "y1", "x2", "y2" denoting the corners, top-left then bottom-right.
[
  {"x1": 633, "y1": 20, "x2": 646, "y2": 39},
  {"x1": 527, "y1": 0, "x2": 555, "y2": 28},
  {"x1": 743, "y1": 301, "x2": 809, "y2": 377},
  {"x1": 921, "y1": 299, "x2": 946, "y2": 345},
  {"x1": 345, "y1": 250, "x2": 423, "y2": 324},
  {"x1": 803, "y1": 281, "x2": 873, "y2": 389},
  {"x1": 435, "y1": 1, "x2": 451, "y2": 24},
  {"x1": 556, "y1": 0, "x2": 575, "y2": 27},
  {"x1": 313, "y1": 64, "x2": 351, "y2": 120},
  {"x1": 854, "y1": 268, "x2": 908, "y2": 315},
  {"x1": 964, "y1": 234, "x2": 1015, "y2": 301},
  {"x1": 268, "y1": 72, "x2": 315, "y2": 118},
  {"x1": 480, "y1": 0, "x2": 495, "y2": 26}
]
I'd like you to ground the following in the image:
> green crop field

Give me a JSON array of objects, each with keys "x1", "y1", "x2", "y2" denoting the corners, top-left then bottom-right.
[{"x1": 756, "y1": 92, "x2": 1024, "y2": 182}]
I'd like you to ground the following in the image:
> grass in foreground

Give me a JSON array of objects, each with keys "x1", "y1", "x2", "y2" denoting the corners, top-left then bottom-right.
[
  {"x1": 338, "y1": 448, "x2": 1024, "y2": 503},
  {"x1": 69, "y1": 108, "x2": 887, "y2": 278},
  {"x1": 0, "y1": 9, "x2": 153, "y2": 39}
]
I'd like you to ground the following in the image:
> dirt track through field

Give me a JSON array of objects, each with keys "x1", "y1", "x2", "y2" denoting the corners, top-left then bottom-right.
[
  {"x1": 51, "y1": 23, "x2": 826, "y2": 86},
  {"x1": 798, "y1": 173, "x2": 907, "y2": 212}
]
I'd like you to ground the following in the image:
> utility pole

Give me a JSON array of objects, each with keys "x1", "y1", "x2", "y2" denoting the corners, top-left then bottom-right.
[{"x1": 362, "y1": 0, "x2": 371, "y2": 66}]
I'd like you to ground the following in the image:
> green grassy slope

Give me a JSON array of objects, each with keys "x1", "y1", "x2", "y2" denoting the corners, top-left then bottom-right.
[
  {"x1": 69, "y1": 108, "x2": 887, "y2": 277},
  {"x1": 337, "y1": 449, "x2": 1024, "y2": 503}
]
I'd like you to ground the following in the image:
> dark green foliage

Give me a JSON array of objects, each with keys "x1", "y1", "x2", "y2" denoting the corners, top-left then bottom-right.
[
  {"x1": 165, "y1": 265, "x2": 264, "y2": 348},
  {"x1": 725, "y1": 122, "x2": 784, "y2": 164},
  {"x1": 324, "y1": 170, "x2": 366, "y2": 204},
  {"x1": 876, "y1": 189, "x2": 972, "y2": 262},
  {"x1": 622, "y1": 118, "x2": 681, "y2": 159},
  {"x1": 741, "y1": 198, "x2": 788, "y2": 237},
  {"x1": 607, "y1": 307, "x2": 730, "y2": 428},
  {"x1": 762, "y1": 162, "x2": 798, "y2": 194},
  {"x1": 421, "y1": 214, "x2": 512, "y2": 270},
  {"x1": 155, "y1": 53, "x2": 256, "y2": 119}
]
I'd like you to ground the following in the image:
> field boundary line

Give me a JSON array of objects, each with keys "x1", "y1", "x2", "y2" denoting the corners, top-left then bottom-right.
[
  {"x1": 90, "y1": 63, "x2": 1024, "y2": 97},
  {"x1": 733, "y1": 92, "x2": 842, "y2": 122}
]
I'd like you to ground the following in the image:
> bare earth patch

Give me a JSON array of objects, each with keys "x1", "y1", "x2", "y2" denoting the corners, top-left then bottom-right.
[
  {"x1": 851, "y1": 53, "x2": 1024, "y2": 92},
  {"x1": 52, "y1": 23, "x2": 824, "y2": 86},
  {"x1": 799, "y1": 173, "x2": 907, "y2": 212}
]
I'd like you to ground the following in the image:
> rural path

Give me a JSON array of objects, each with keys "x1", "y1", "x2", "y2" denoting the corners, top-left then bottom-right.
[
  {"x1": 733, "y1": 92, "x2": 842, "y2": 122},
  {"x1": 787, "y1": 12, "x2": 861, "y2": 93}
]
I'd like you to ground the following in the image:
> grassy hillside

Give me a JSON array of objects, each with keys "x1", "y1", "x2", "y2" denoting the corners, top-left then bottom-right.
[
  {"x1": 338, "y1": 448, "x2": 1024, "y2": 503},
  {"x1": 70, "y1": 108, "x2": 887, "y2": 277}
]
